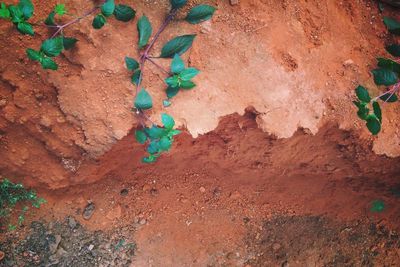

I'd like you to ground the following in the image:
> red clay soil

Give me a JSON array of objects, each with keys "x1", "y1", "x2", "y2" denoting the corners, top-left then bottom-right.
[
  {"x1": 1, "y1": 0, "x2": 400, "y2": 266},
  {"x1": 27, "y1": 112, "x2": 400, "y2": 266}
]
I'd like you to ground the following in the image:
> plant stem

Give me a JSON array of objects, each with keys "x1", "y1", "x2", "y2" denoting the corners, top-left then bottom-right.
[
  {"x1": 135, "y1": 8, "x2": 178, "y2": 94},
  {"x1": 50, "y1": 6, "x2": 100, "y2": 38},
  {"x1": 147, "y1": 57, "x2": 171, "y2": 75},
  {"x1": 134, "y1": 8, "x2": 178, "y2": 123},
  {"x1": 371, "y1": 82, "x2": 400, "y2": 102}
]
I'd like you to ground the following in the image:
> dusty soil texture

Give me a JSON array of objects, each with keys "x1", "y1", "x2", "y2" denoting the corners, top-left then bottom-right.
[
  {"x1": 1, "y1": 0, "x2": 400, "y2": 266},
  {"x1": 0, "y1": 112, "x2": 395, "y2": 266},
  {"x1": 1, "y1": 0, "x2": 400, "y2": 188},
  {"x1": 0, "y1": 218, "x2": 136, "y2": 266},
  {"x1": 246, "y1": 216, "x2": 400, "y2": 266}
]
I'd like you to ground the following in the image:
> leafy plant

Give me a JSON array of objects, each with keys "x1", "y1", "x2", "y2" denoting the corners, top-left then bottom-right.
[
  {"x1": 0, "y1": 178, "x2": 46, "y2": 231},
  {"x1": 0, "y1": 0, "x2": 136, "y2": 70},
  {"x1": 0, "y1": 0, "x2": 34, "y2": 35},
  {"x1": 354, "y1": 15, "x2": 400, "y2": 135},
  {"x1": 370, "y1": 199, "x2": 385, "y2": 213},
  {"x1": 126, "y1": 0, "x2": 216, "y2": 163},
  {"x1": 1, "y1": 0, "x2": 216, "y2": 163}
]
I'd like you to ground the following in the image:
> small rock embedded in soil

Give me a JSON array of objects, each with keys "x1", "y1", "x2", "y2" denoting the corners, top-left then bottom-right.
[
  {"x1": 230, "y1": 0, "x2": 239, "y2": 5},
  {"x1": 83, "y1": 202, "x2": 96, "y2": 220},
  {"x1": 68, "y1": 216, "x2": 77, "y2": 229},
  {"x1": 199, "y1": 186, "x2": 206, "y2": 193},
  {"x1": 120, "y1": 188, "x2": 129, "y2": 196}
]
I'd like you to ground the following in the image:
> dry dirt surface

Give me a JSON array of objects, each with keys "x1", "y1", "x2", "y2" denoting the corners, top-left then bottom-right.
[{"x1": 1, "y1": 0, "x2": 400, "y2": 266}]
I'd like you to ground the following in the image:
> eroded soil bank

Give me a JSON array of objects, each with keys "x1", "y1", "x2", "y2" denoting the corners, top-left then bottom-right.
[
  {"x1": 2, "y1": 112, "x2": 400, "y2": 266},
  {"x1": 1, "y1": 0, "x2": 400, "y2": 266},
  {"x1": 1, "y1": 0, "x2": 400, "y2": 188}
]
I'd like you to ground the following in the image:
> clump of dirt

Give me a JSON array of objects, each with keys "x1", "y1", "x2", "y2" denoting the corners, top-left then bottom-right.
[
  {"x1": 246, "y1": 216, "x2": 400, "y2": 266},
  {"x1": 0, "y1": 217, "x2": 136, "y2": 266}
]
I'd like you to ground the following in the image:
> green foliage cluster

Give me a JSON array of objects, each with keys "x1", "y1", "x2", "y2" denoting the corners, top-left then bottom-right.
[
  {"x1": 93, "y1": 1, "x2": 135, "y2": 29},
  {"x1": 0, "y1": 179, "x2": 46, "y2": 231},
  {"x1": 135, "y1": 114, "x2": 181, "y2": 163},
  {"x1": 0, "y1": 0, "x2": 34, "y2": 35},
  {"x1": 370, "y1": 199, "x2": 385, "y2": 213},
  {"x1": 128, "y1": 0, "x2": 216, "y2": 163},
  {"x1": 166, "y1": 54, "x2": 200, "y2": 99},
  {"x1": 354, "y1": 15, "x2": 400, "y2": 135}
]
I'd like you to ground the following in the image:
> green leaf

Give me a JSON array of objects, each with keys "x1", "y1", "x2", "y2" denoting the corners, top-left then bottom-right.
[
  {"x1": 179, "y1": 67, "x2": 199, "y2": 81},
  {"x1": 92, "y1": 14, "x2": 106, "y2": 29},
  {"x1": 17, "y1": 21, "x2": 34, "y2": 35},
  {"x1": 169, "y1": 129, "x2": 181, "y2": 136},
  {"x1": 54, "y1": 4, "x2": 67, "y2": 16},
  {"x1": 355, "y1": 86, "x2": 371, "y2": 102},
  {"x1": 113, "y1": 4, "x2": 135, "y2": 22},
  {"x1": 137, "y1": 15, "x2": 152, "y2": 49},
  {"x1": 41, "y1": 37, "x2": 64, "y2": 57},
  {"x1": 186, "y1": 5, "x2": 216, "y2": 24},
  {"x1": 163, "y1": 100, "x2": 171, "y2": 107},
  {"x1": 377, "y1": 57, "x2": 400, "y2": 73},
  {"x1": 41, "y1": 57, "x2": 58, "y2": 70},
  {"x1": 135, "y1": 130, "x2": 147, "y2": 144},
  {"x1": 26, "y1": 48, "x2": 42, "y2": 61},
  {"x1": 165, "y1": 76, "x2": 179, "y2": 88},
  {"x1": 0, "y1": 3, "x2": 10, "y2": 19},
  {"x1": 8, "y1": 5, "x2": 24, "y2": 23},
  {"x1": 160, "y1": 34, "x2": 196, "y2": 58},
  {"x1": 148, "y1": 140, "x2": 160, "y2": 154},
  {"x1": 134, "y1": 88, "x2": 153, "y2": 110},
  {"x1": 372, "y1": 101, "x2": 382, "y2": 122},
  {"x1": 146, "y1": 126, "x2": 166, "y2": 139},
  {"x1": 356, "y1": 104, "x2": 369, "y2": 120},
  {"x1": 386, "y1": 44, "x2": 400, "y2": 57},
  {"x1": 45, "y1": 11, "x2": 55, "y2": 26},
  {"x1": 170, "y1": 0, "x2": 187, "y2": 9},
  {"x1": 63, "y1": 37, "x2": 78, "y2": 50},
  {"x1": 366, "y1": 117, "x2": 381, "y2": 135},
  {"x1": 161, "y1": 113, "x2": 175, "y2": 129},
  {"x1": 380, "y1": 93, "x2": 398, "y2": 102},
  {"x1": 372, "y1": 68, "x2": 398, "y2": 86},
  {"x1": 125, "y1": 57, "x2": 139, "y2": 70},
  {"x1": 142, "y1": 155, "x2": 157, "y2": 163},
  {"x1": 131, "y1": 69, "x2": 141, "y2": 85},
  {"x1": 101, "y1": 0, "x2": 115, "y2": 17},
  {"x1": 166, "y1": 86, "x2": 179, "y2": 99},
  {"x1": 159, "y1": 136, "x2": 172, "y2": 151},
  {"x1": 370, "y1": 200, "x2": 385, "y2": 212},
  {"x1": 171, "y1": 54, "x2": 185, "y2": 74},
  {"x1": 180, "y1": 80, "x2": 196, "y2": 89},
  {"x1": 383, "y1": 17, "x2": 400, "y2": 35},
  {"x1": 18, "y1": 0, "x2": 33, "y2": 20}
]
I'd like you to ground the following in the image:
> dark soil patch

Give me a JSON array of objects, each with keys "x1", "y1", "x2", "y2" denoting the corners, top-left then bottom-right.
[
  {"x1": 0, "y1": 217, "x2": 135, "y2": 267},
  {"x1": 246, "y1": 216, "x2": 400, "y2": 266}
]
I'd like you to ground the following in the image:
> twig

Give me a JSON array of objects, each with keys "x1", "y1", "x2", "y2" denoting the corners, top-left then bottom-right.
[
  {"x1": 147, "y1": 57, "x2": 170, "y2": 75},
  {"x1": 371, "y1": 82, "x2": 400, "y2": 102},
  {"x1": 134, "y1": 8, "x2": 178, "y2": 124},
  {"x1": 50, "y1": 4, "x2": 102, "y2": 38}
]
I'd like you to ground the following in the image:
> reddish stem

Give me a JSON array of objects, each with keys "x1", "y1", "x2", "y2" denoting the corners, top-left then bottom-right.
[
  {"x1": 49, "y1": 5, "x2": 101, "y2": 38},
  {"x1": 147, "y1": 57, "x2": 171, "y2": 75},
  {"x1": 135, "y1": 9, "x2": 178, "y2": 94},
  {"x1": 372, "y1": 82, "x2": 400, "y2": 102},
  {"x1": 134, "y1": 9, "x2": 178, "y2": 124}
]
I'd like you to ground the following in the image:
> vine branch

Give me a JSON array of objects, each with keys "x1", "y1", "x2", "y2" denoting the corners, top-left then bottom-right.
[
  {"x1": 49, "y1": 3, "x2": 104, "y2": 38},
  {"x1": 134, "y1": 8, "x2": 178, "y2": 121}
]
